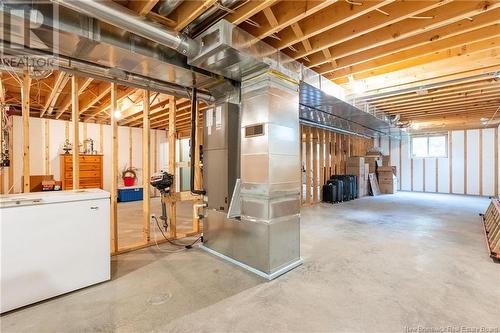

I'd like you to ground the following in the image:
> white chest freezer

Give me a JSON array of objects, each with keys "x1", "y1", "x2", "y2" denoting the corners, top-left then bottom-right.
[{"x1": 0, "y1": 189, "x2": 111, "y2": 313}]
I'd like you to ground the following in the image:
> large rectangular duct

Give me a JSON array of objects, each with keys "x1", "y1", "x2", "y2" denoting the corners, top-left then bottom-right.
[{"x1": 202, "y1": 70, "x2": 302, "y2": 279}]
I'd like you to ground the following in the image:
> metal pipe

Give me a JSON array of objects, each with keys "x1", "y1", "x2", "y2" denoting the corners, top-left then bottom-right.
[
  {"x1": 190, "y1": 87, "x2": 206, "y2": 195},
  {"x1": 51, "y1": 0, "x2": 199, "y2": 57}
]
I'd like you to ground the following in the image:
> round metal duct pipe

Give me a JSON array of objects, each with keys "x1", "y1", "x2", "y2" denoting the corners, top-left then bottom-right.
[{"x1": 51, "y1": 0, "x2": 199, "y2": 57}]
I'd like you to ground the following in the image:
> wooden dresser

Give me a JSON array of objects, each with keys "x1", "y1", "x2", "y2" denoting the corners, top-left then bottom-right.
[{"x1": 60, "y1": 154, "x2": 103, "y2": 190}]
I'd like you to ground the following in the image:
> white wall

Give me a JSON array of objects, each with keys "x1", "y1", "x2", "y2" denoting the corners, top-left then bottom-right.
[
  {"x1": 377, "y1": 128, "x2": 499, "y2": 196},
  {"x1": 8, "y1": 116, "x2": 168, "y2": 194}
]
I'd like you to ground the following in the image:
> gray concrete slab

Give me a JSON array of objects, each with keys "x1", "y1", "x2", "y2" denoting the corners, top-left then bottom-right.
[{"x1": 2, "y1": 192, "x2": 499, "y2": 332}]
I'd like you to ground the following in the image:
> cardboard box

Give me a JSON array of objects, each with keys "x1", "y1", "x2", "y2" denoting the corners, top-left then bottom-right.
[
  {"x1": 346, "y1": 156, "x2": 365, "y2": 167},
  {"x1": 382, "y1": 155, "x2": 391, "y2": 166},
  {"x1": 378, "y1": 165, "x2": 397, "y2": 177},
  {"x1": 365, "y1": 156, "x2": 382, "y2": 173},
  {"x1": 346, "y1": 165, "x2": 364, "y2": 176},
  {"x1": 378, "y1": 175, "x2": 398, "y2": 194}
]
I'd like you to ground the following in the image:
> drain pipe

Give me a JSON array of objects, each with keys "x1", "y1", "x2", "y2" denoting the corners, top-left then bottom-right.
[
  {"x1": 52, "y1": 0, "x2": 199, "y2": 57},
  {"x1": 190, "y1": 87, "x2": 206, "y2": 195}
]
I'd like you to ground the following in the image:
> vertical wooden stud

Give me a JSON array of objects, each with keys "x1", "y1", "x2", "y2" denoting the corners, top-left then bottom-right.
[
  {"x1": 319, "y1": 129, "x2": 325, "y2": 200},
  {"x1": 142, "y1": 90, "x2": 151, "y2": 243},
  {"x1": 71, "y1": 75, "x2": 79, "y2": 190},
  {"x1": 110, "y1": 83, "x2": 119, "y2": 253},
  {"x1": 331, "y1": 133, "x2": 336, "y2": 175},
  {"x1": 168, "y1": 98, "x2": 177, "y2": 238},
  {"x1": 22, "y1": 68, "x2": 31, "y2": 193},
  {"x1": 326, "y1": 131, "x2": 331, "y2": 180}
]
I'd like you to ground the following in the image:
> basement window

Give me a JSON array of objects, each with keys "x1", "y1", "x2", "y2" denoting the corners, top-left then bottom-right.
[{"x1": 411, "y1": 135, "x2": 448, "y2": 158}]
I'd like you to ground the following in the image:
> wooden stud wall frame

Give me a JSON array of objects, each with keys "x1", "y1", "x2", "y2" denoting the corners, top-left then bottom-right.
[{"x1": 300, "y1": 125, "x2": 373, "y2": 205}]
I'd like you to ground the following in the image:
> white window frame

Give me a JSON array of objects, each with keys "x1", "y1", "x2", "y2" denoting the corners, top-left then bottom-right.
[{"x1": 410, "y1": 134, "x2": 448, "y2": 158}]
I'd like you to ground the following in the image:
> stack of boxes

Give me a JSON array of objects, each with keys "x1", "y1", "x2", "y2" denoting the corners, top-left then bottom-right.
[
  {"x1": 346, "y1": 157, "x2": 368, "y2": 197},
  {"x1": 377, "y1": 158, "x2": 398, "y2": 194}
]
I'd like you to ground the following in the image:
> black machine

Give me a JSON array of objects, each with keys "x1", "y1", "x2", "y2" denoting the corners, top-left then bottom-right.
[{"x1": 150, "y1": 171, "x2": 174, "y2": 227}]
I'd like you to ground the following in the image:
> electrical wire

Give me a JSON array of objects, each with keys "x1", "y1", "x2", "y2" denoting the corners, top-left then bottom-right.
[{"x1": 153, "y1": 215, "x2": 202, "y2": 249}]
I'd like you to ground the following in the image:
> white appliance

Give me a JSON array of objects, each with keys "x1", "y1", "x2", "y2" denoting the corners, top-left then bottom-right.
[{"x1": 0, "y1": 189, "x2": 111, "y2": 313}]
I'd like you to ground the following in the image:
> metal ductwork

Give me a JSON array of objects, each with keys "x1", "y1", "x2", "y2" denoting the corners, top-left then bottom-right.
[
  {"x1": 155, "y1": 0, "x2": 183, "y2": 17},
  {"x1": 1, "y1": 1, "x2": 221, "y2": 97},
  {"x1": 51, "y1": 0, "x2": 198, "y2": 57}
]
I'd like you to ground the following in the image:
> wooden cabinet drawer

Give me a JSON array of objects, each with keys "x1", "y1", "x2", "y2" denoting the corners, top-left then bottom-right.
[
  {"x1": 65, "y1": 164, "x2": 101, "y2": 172},
  {"x1": 62, "y1": 155, "x2": 102, "y2": 163},
  {"x1": 65, "y1": 171, "x2": 101, "y2": 179}
]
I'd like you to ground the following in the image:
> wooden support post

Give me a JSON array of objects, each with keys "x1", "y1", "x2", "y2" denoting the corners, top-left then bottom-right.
[
  {"x1": 110, "y1": 83, "x2": 119, "y2": 253},
  {"x1": 142, "y1": 90, "x2": 151, "y2": 243},
  {"x1": 154, "y1": 130, "x2": 158, "y2": 197},
  {"x1": 44, "y1": 119, "x2": 49, "y2": 175},
  {"x1": 71, "y1": 75, "x2": 79, "y2": 190},
  {"x1": 312, "y1": 128, "x2": 318, "y2": 203},
  {"x1": 319, "y1": 129, "x2": 325, "y2": 200},
  {"x1": 168, "y1": 98, "x2": 177, "y2": 239},
  {"x1": 331, "y1": 133, "x2": 336, "y2": 175},
  {"x1": 305, "y1": 127, "x2": 312, "y2": 205},
  {"x1": 22, "y1": 68, "x2": 31, "y2": 193},
  {"x1": 325, "y1": 131, "x2": 331, "y2": 180}
]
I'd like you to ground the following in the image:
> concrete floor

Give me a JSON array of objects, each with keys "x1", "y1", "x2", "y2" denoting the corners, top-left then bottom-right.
[
  {"x1": 2, "y1": 192, "x2": 499, "y2": 332},
  {"x1": 117, "y1": 198, "x2": 194, "y2": 248}
]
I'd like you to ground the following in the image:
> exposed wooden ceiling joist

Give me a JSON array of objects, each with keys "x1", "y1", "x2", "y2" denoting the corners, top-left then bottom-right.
[
  {"x1": 241, "y1": 0, "x2": 334, "y2": 41},
  {"x1": 267, "y1": 0, "x2": 394, "y2": 51},
  {"x1": 127, "y1": 0, "x2": 160, "y2": 16},
  {"x1": 171, "y1": 0, "x2": 218, "y2": 31},
  {"x1": 321, "y1": 11, "x2": 500, "y2": 76},
  {"x1": 299, "y1": 1, "x2": 499, "y2": 69},
  {"x1": 226, "y1": 0, "x2": 278, "y2": 25}
]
